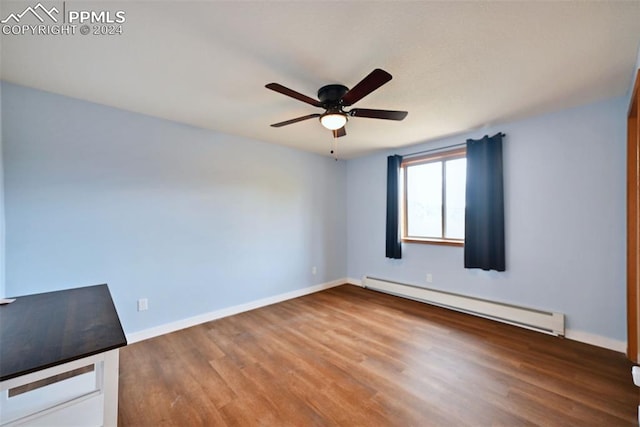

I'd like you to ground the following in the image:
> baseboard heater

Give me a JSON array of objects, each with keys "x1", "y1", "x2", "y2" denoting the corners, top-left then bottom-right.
[{"x1": 363, "y1": 276, "x2": 565, "y2": 336}]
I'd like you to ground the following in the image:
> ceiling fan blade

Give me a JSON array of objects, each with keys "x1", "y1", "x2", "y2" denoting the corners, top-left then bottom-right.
[
  {"x1": 341, "y1": 69, "x2": 393, "y2": 106},
  {"x1": 266, "y1": 83, "x2": 323, "y2": 107},
  {"x1": 349, "y1": 108, "x2": 408, "y2": 121},
  {"x1": 270, "y1": 113, "x2": 321, "y2": 128},
  {"x1": 332, "y1": 127, "x2": 347, "y2": 138}
]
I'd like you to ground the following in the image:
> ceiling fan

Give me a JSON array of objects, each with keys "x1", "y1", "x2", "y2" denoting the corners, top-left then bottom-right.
[{"x1": 266, "y1": 69, "x2": 408, "y2": 138}]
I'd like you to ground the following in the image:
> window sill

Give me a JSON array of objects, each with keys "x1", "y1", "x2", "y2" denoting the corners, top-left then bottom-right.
[{"x1": 402, "y1": 237, "x2": 464, "y2": 247}]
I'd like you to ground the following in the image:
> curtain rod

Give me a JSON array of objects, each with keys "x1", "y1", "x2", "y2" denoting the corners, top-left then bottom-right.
[
  {"x1": 401, "y1": 132, "x2": 505, "y2": 159},
  {"x1": 402, "y1": 142, "x2": 465, "y2": 159}
]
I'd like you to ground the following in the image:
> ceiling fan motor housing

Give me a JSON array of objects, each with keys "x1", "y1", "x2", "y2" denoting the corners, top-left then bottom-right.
[
  {"x1": 266, "y1": 69, "x2": 407, "y2": 137},
  {"x1": 317, "y1": 84, "x2": 349, "y2": 106}
]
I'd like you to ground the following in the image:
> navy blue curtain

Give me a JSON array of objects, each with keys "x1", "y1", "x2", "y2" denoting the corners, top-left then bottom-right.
[
  {"x1": 386, "y1": 155, "x2": 402, "y2": 259},
  {"x1": 464, "y1": 133, "x2": 505, "y2": 271}
]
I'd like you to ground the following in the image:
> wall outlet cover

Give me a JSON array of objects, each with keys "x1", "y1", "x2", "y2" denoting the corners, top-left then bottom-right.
[{"x1": 632, "y1": 366, "x2": 640, "y2": 387}]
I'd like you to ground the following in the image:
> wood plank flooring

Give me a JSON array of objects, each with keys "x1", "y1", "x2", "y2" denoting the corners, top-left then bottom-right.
[{"x1": 118, "y1": 285, "x2": 638, "y2": 426}]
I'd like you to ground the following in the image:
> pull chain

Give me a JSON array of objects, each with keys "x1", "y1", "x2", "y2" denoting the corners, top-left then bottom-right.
[{"x1": 330, "y1": 135, "x2": 338, "y2": 160}]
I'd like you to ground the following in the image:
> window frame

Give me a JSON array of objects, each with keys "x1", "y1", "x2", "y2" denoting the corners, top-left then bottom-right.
[{"x1": 401, "y1": 147, "x2": 466, "y2": 246}]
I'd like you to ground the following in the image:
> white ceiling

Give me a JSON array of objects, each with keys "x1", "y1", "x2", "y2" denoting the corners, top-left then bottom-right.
[{"x1": 2, "y1": 1, "x2": 640, "y2": 159}]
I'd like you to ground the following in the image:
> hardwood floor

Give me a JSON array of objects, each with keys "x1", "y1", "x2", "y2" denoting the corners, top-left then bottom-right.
[{"x1": 118, "y1": 285, "x2": 638, "y2": 426}]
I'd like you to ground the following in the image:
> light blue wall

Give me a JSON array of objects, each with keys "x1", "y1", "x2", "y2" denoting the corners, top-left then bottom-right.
[
  {"x1": 0, "y1": 80, "x2": 630, "y2": 343},
  {"x1": 630, "y1": 46, "x2": 640, "y2": 87},
  {"x1": 0, "y1": 82, "x2": 4, "y2": 299},
  {"x1": 346, "y1": 96, "x2": 627, "y2": 342},
  {"x1": 628, "y1": 43, "x2": 640, "y2": 107},
  {"x1": 2, "y1": 82, "x2": 347, "y2": 334}
]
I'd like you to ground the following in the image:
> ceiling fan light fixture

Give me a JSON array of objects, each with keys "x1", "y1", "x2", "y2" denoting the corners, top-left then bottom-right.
[
  {"x1": 267, "y1": 69, "x2": 406, "y2": 138},
  {"x1": 320, "y1": 112, "x2": 347, "y2": 130}
]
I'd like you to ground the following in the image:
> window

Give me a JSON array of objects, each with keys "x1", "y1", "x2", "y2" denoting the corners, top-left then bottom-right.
[{"x1": 402, "y1": 148, "x2": 466, "y2": 245}]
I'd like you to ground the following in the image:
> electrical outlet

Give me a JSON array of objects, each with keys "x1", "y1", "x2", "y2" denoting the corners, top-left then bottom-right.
[
  {"x1": 312, "y1": 266, "x2": 317, "y2": 275},
  {"x1": 137, "y1": 298, "x2": 148, "y2": 312},
  {"x1": 426, "y1": 273, "x2": 433, "y2": 283},
  {"x1": 633, "y1": 366, "x2": 640, "y2": 387}
]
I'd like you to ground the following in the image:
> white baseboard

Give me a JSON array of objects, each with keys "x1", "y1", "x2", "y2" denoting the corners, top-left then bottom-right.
[
  {"x1": 126, "y1": 279, "x2": 346, "y2": 344},
  {"x1": 564, "y1": 329, "x2": 626, "y2": 353},
  {"x1": 126, "y1": 277, "x2": 627, "y2": 354},
  {"x1": 345, "y1": 277, "x2": 363, "y2": 287}
]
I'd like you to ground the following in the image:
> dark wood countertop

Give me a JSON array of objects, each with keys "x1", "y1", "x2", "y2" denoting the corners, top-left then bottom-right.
[{"x1": 0, "y1": 284, "x2": 127, "y2": 382}]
